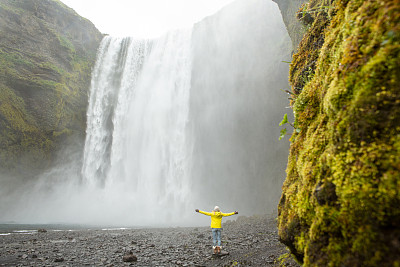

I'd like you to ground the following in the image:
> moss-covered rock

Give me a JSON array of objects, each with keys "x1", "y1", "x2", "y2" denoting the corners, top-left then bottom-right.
[
  {"x1": 278, "y1": 0, "x2": 400, "y2": 265},
  {"x1": 0, "y1": 0, "x2": 102, "y2": 173}
]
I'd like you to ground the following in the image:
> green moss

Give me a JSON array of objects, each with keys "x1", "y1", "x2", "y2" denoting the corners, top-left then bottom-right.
[
  {"x1": 0, "y1": 0, "x2": 102, "y2": 170},
  {"x1": 279, "y1": 0, "x2": 400, "y2": 265},
  {"x1": 0, "y1": 49, "x2": 35, "y2": 69},
  {"x1": 0, "y1": 84, "x2": 37, "y2": 133},
  {"x1": 38, "y1": 61, "x2": 65, "y2": 76},
  {"x1": 52, "y1": 29, "x2": 76, "y2": 54},
  {"x1": 0, "y1": 83, "x2": 54, "y2": 169},
  {"x1": 0, "y1": 2, "x2": 24, "y2": 15}
]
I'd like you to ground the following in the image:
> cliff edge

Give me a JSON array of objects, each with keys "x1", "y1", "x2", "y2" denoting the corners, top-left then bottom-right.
[{"x1": 272, "y1": 0, "x2": 308, "y2": 51}]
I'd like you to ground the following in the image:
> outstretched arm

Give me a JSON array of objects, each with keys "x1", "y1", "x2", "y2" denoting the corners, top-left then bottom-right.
[
  {"x1": 222, "y1": 211, "x2": 239, "y2": 217},
  {"x1": 195, "y1": 209, "x2": 212, "y2": 216}
]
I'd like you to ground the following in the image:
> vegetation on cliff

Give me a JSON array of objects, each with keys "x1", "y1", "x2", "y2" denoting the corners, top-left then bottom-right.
[
  {"x1": 0, "y1": 0, "x2": 102, "y2": 172},
  {"x1": 278, "y1": 0, "x2": 400, "y2": 265}
]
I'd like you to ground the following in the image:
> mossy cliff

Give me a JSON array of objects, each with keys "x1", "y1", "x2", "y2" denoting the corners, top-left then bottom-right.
[
  {"x1": 0, "y1": 0, "x2": 102, "y2": 173},
  {"x1": 277, "y1": 0, "x2": 400, "y2": 265}
]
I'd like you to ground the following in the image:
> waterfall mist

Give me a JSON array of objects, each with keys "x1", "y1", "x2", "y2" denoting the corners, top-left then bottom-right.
[
  {"x1": 189, "y1": 0, "x2": 292, "y2": 218},
  {"x1": 0, "y1": 0, "x2": 291, "y2": 227}
]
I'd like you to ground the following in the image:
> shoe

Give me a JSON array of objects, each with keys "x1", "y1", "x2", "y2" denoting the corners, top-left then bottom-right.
[
  {"x1": 213, "y1": 246, "x2": 218, "y2": 254},
  {"x1": 216, "y1": 246, "x2": 221, "y2": 254}
]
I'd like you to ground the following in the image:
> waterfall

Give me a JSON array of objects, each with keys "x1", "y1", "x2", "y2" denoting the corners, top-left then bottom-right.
[
  {"x1": 0, "y1": 0, "x2": 292, "y2": 226},
  {"x1": 82, "y1": 37, "x2": 150, "y2": 186},
  {"x1": 79, "y1": 0, "x2": 292, "y2": 226},
  {"x1": 82, "y1": 29, "x2": 193, "y2": 224}
]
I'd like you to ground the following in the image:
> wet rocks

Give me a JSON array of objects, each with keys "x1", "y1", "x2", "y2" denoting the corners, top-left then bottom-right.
[
  {"x1": 0, "y1": 214, "x2": 299, "y2": 266},
  {"x1": 54, "y1": 257, "x2": 64, "y2": 262},
  {"x1": 122, "y1": 251, "x2": 137, "y2": 262},
  {"x1": 314, "y1": 181, "x2": 338, "y2": 206}
]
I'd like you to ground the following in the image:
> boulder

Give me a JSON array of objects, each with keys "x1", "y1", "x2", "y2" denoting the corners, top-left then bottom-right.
[
  {"x1": 54, "y1": 257, "x2": 64, "y2": 262},
  {"x1": 122, "y1": 251, "x2": 137, "y2": 262}
]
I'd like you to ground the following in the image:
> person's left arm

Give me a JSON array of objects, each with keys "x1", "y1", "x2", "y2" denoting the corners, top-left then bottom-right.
[{"x1": 222, "y1": 211, "x2": 238, "y2": 217}]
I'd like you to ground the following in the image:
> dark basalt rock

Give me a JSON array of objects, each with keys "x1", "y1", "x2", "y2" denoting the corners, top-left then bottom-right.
[
  {"x1": 122, "y1": 251, "x2": 138, "y2": 262},
  {"x1": 313, "y1": 181, "x2": 337, "y2": 206},
  {"x1": 54, "y1": 257, "x2": 64, "y2": 262}
]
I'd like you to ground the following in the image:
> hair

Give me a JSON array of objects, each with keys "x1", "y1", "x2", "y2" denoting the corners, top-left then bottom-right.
[{"x1": 213, "y1": 206, "x2": 220, "y2": 212}]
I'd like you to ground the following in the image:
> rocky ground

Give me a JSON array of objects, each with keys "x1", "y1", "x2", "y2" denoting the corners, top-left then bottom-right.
[{"x1": 0, "y1": 215, "x2": 299, "y2": 266}]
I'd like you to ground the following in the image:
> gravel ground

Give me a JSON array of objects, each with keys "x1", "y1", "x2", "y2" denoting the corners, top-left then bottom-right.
[{"x1": 0, "y1": 215, "x2": 299, "y2": 266}]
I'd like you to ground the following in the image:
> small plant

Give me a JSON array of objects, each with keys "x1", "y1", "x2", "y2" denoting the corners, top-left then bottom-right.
[{"x1": 279, "y1": 113, "x2": 300, "y2": 140}]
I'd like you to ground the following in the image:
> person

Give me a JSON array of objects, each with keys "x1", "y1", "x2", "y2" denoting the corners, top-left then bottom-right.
[{"x1": 195, "y1": 206, "x2": 238, "y2": 254}]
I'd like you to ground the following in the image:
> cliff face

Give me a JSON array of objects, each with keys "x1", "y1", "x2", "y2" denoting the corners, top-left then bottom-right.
[
  {"x1": 277, "y1": 0, "x2": 400, "y2": 265},
  {"x1": 272, "y1": 0, "x2": 308, "y2": 51},
  {"x1": 0, "y1": 0, "x2": 102, "y2": 174}
]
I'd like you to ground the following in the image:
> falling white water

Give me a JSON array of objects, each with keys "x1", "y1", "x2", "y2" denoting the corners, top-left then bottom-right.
[
  {"x1": 82, "y1": 37, "x2": 149, "y2": 186},
  {"x1": 81, "y1": 29, "x2": 193, "y2": 224}
]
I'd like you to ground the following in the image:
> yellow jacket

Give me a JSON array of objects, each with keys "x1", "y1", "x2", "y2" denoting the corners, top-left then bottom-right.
[{"x1": 199, "y1": 210, "x2": 235, "y2": 228}]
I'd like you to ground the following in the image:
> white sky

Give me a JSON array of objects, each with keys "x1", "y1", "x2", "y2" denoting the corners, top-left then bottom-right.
[{"x1": 60, "y1": 0, "x2": 236, "y2": 38}]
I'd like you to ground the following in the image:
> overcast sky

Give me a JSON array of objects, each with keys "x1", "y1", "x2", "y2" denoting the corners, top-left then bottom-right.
[{"x1": 60, "y1": 0, "x2": 236, "y2": 38}]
